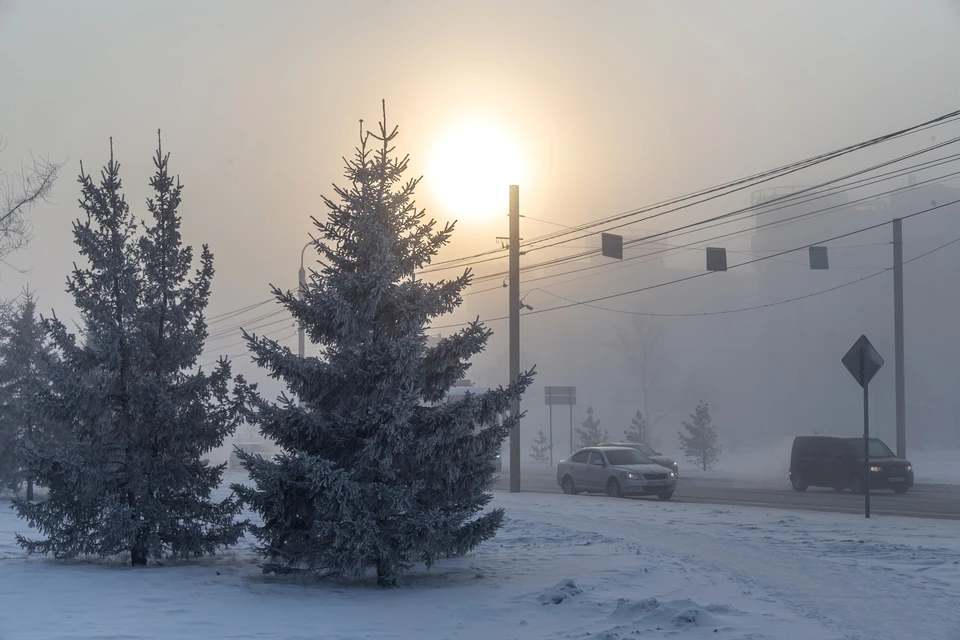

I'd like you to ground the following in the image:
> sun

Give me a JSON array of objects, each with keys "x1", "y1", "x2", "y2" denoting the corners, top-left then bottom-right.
[{"x1": 427, "y1": 120, "x2": 526, "y2": 222}]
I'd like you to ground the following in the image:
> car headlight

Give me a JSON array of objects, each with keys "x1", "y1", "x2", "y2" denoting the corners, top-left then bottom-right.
[
  {"x1": 623, "y1": 472, "x2": 639, "y2": 479},
  {"x1": 671, "y1": 462, "x2": 678, "y2": 470},
  {"x1": 869, "y1": 466, "x2": 882, "y2": 473},
  {"x1": 905, "y1": 465, "x2": 912, "y2": 472},
  {"x1": 669, "y1": 471, "x2": 676, "y2": 478}
]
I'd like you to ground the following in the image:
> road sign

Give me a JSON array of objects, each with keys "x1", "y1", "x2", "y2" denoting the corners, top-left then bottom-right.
[
  {"x1": 842, "y1": 335, "x2": 884, "y2": 388},
  {"x1": 809, "y1": 246, "x2": 829, "y2": 270},
  {"x1": 545, "y1": 386, "x2": 576, "y2": 405},
  {"x1": 545, "y1": 386, "x2": 576, "y2": 464},
  {"x1": 706, "y1": 247, "x2": 727, "y2": 271},
  {"x1": 601, "y1": 233, "x2": 623, "y2": 260},
  {"x1": 841, "y1": 334, "x2": 884, "y2": 519}
]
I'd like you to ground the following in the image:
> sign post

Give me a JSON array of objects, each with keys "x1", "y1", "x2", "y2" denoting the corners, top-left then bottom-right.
[
  {"x1": 545, "y1": 386, "x2": 576, "y2": 464},
  {"x1": 841, "y1": 335, "x2": 885, "y2": 519}
]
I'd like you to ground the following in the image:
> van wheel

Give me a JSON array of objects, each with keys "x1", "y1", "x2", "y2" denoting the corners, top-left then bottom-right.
[
  {"x1": 657, "y1": 491, "x2": 674, "y2": 501},
  {"x1": 892, "y1": 486, "x2": 909, "y2": 495},
  {"x1": 606, "y1": 478, "x2": 624, "y2": 498},
  {"x1": 561, "y1": 475, "x2": 578, "y2": 495},
  {"x1": 791, "y1": 474, "x2": 808, "y2": 492},
  {"x1": 850, "y1": 475, "x2": 864, "y2": 494}
]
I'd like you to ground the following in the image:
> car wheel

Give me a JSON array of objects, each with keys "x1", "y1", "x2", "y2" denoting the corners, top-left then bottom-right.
[
  {"x1": 606, "y1": 478, "x2": 623, "y2": 498},
  {"x1": 892, "y1": 486, "x2": 909, "y2": 495},
  {"x1": 850, "y1": 475, "x2": 864, "y2": 495},
  {"x1": 657, "y1": 491, "x2": 674, "y2": 501},
  {"x1": 561, "y1": 475, "x2": 578, "y2": 495},
  {"x1": 791, "y1": 473, "x2": 808, "y2": 492}
]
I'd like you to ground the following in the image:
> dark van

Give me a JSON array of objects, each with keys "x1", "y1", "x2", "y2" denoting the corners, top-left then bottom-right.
[{"x1": 789, "y1": 436, "x2": 914, "y2": 494}]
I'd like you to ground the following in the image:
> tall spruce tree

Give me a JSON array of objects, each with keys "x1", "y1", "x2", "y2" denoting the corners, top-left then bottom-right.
[
  {"x1": 575, "y1": 406, "x2": 608, "y2": 447},
  {"x1": 0, "y1": 289, "x2": 49, "y2": 497},
  {"x1": 14, "y1": 137, "x2": 245, "y2": 565},
  {"x1": 233, "y1": 104, "x2": 533, "y2": 587}
]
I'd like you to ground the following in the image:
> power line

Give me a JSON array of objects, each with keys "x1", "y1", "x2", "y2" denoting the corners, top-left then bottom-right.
[
  {"x1": 429, "y1": 196, "x2": 960, "y2": 329},
  {"x1": 474, "y1": 159, "x2": 960, "y2": 292},
  {"x1": 419, "y1": 109, "x2": 960, "y2": 274},
  {"x1": 207, "y1": 299, "x2": 272, "y2": 324},
  {"x1": 534, "y1": 233, "x2": 960, "y2": 317},
  {"x1": 461, "y1": 135, "x2": 960, "y2": 281},
  {"x1": 466, "y1": 163, "x2": 960, "y2": 291}
]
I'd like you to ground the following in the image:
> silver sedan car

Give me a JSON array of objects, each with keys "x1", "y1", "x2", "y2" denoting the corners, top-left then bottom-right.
[{"x1": 557, "y1": 446, "x2": 677, "y2": 500}]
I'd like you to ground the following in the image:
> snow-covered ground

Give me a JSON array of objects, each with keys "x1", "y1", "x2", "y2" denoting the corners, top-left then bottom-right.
[
  {"x1": 657, "y1": 439, "x2": 960, "y2": 486},
  {"x1": 3, "y1": 477, "x2": 960, "y2": 639}
]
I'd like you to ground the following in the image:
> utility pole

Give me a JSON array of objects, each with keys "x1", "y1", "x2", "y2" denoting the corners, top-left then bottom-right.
[
  {"x1": 509, "y1": 185, "x2": 521, "y2": 493},
  {"x1": 893, "y1": 218, "x2": 906, "y2": 459}
]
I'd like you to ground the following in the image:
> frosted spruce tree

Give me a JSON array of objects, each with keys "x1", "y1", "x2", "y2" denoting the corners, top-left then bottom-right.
[
  {"x1": 234, "y1": 104, "x2": 534, "y2": 587},
  {"x1": 0, "y1": 289, "x2": 49, "y2": 497},
  {"x1": 576, "y1": 406, "x2": 608, "y2": 447},
  {"x1": 14, "y1": 137, "x2": 245, "y2": 565},
  {"x1": 624, "y1": 410, "x2": 648, "y2": 444},
  {"x1": 529, "y1": 430, "x2": 551, "y2": 464},
  {"x1": 678, "y1": 401, "x2": 721, "y2": 471}
]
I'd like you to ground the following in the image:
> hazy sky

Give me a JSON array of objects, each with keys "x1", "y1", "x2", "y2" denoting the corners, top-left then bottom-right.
[{"x1": 3, "y1": 0, "x2": 960, "y2": 416}]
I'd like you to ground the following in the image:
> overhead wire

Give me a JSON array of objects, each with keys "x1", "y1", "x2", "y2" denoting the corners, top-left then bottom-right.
[
  {"x1": 464, "y1": 151, "x2": 960, "y2": 288},
  {"x1": 428, "y1": 195, "x2": 960, "y2": 329},
  {"x1": 456, "y1": 134, "x2": 960, "y2": 283},
  {"x1": 533, "y1": 233, "x2": 960, "y2": 318},
  {"x1": 419, "y1": 109, "x2": 960, "y2": 274}
]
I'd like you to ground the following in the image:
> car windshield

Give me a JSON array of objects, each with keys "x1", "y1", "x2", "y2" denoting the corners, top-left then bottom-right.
[
  {"x1": 845, "y1": 438, "x2": 896, "y2": 459},
  {"x1": 604, "y1": 449, "x2": 654, "y2": 466}
]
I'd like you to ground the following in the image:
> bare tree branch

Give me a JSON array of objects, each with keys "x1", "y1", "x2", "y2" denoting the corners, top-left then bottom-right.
[{"x1": 0, "y1": 135, "x2": 64, "y2": 260}]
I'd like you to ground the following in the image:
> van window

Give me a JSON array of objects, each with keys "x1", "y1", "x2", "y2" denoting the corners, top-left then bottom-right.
[
  {"x1": 571, "y1": 451, "x2": 590, "y2": 464},
  {"x1": 824, "y1": 440, "x2": 849, "y2": 459}
]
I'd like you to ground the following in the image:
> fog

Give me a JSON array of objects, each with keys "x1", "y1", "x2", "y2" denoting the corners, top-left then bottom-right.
[{"x1": 3, "y1": 0, "x2": 960, "y2": 466}]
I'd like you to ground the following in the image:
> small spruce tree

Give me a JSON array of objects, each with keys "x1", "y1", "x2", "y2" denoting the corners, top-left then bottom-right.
[
  {"x1": 233, "y1": 104, "x2": 534, "y2": 587},
  {"x1": 529, "y1": 430, "x2": 551, "y2": 464},
  {"x1": 0, "y1": 289, "x2": 50, "y2": 497},
  {"x1": 624, "y1": 410, "x2": 648, "y2": 444},
  {"x1": 678, "y1": 401, "x2": 721, "y2": 471},
  {"x1": 576, "y1": 406, "x2": 608, "y2": 447},
  {"x1": 14, "y1": 137, "x2": 245, "y2": 565}
]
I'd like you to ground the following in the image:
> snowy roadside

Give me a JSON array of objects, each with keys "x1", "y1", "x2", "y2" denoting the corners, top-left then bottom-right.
[{"x1": 2, "y1": 483, "x2": 959, "y2": 639}]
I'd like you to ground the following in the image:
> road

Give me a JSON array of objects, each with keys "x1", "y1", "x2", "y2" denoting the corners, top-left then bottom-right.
[{"x1": 495, "y1": 468, "x2": 960, "y2": 520}]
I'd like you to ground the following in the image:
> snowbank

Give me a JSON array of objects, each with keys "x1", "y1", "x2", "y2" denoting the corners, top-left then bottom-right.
[{"x1": 3, "y1": 474, "x2": 960, "y2": 638}]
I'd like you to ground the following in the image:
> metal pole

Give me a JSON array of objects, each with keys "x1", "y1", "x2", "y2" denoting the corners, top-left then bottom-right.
[
  {"x1": 569, "y1": 404, "x2": 573, "y2": 455},
  {"x1": 893, "y1": 218, "x2": 906, "y2": 458},
  {"x1": 549, "y1": 403, "x2": 554, "y2": 467},
  {"x1": 509, "y1": 185, "x2": 521, "y2": 492},
  {"x1": 862, "y1": 346, "x2": 871, "y2": 519}
]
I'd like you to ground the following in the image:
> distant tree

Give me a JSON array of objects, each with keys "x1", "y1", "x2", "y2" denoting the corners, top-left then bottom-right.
[
  {"x1": 14, "y1": 136, "x2": 245, "y2": 565},
  {"x1": 617, "y1": 315, "x2": 676, "y2": 442},
  {"x1": 678, "y1": 401, "x2": 721, "y2": 471},
  {"x1": 0, "y1": 289, "x2": 50, "y2": 497},
  {"x1": 530, "y1": 430, "x2": 551, "y2": 464},
  {"x1": 232, "y1": 105, "x2": 534, "y2": 588},
  {"x1": 624, "y1": 410, "x2": 648, "y2": 444},
  {"x1": 0, "y1": 136, "x2": 63, "y2": 260},
  {"x1": 576, "y1": 406, "x2": 608, "y2": 448}
]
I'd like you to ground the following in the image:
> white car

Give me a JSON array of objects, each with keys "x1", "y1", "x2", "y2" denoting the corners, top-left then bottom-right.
[{"x1": 556, "y1": 446, "x2": 677, "y2": 500}]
